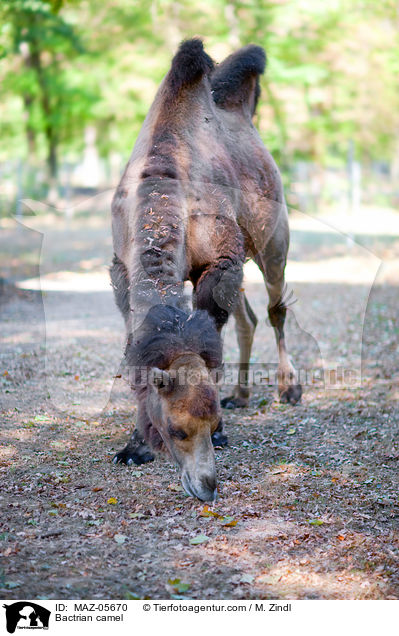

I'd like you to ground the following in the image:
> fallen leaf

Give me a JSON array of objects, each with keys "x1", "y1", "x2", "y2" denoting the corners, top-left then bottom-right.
[
  {"x1": 107, "y1": 497, "x2": 117, "y2": 505},
  {"x1": 170, "y1": 594, "x2": 187, "y2": 600},
  {"x1": 287, "y1": 428, "x2": 296, "y2": 435},
  {"x1": 74, "y1": 375, "x2": 80, "y2": 381},
  {"x1": 167, "y1": 578, "x2": 190, "y2": 593},
  {"x1": 92, "y1": 487, "x2": 103, "y2": 492},
  {"x1": 257, "y1": 573, "x2": 281, "y2": 585},
  {"x1": 240, "y1": 573, "x2": 254, "y2": 584},
  {"x1": 309, "y1": 519, "x2": 324, "y2": 526},
  {"x1": 168, "y1": 483, "x2": 183, "y2": 492},
  {"x1": 220, "y1": 516, "x2": 238, "y2": 527},
  {"x1": 189, "y1": 534, "x2": 210, "y2": 545},
  {"x1": 199, "y1": 505, "x2": 221, "y2": 519},
  {"x1": 125, "y1": 592, "x2": 141, "y2": 600},
  {"x1": 5, "y1": 581, "x2": 20, "y2": 589},
  {"x1": 2, "y1": 544, "x2": 19, "y2": 557}
]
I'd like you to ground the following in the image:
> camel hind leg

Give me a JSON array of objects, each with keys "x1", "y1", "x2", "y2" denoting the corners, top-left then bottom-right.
[
  {"x1": 254, "y1": 217, "x2": 302, "y2": 405},
  {"x1": 221, "y1": 291, "x2": 258, "y2": 409}
]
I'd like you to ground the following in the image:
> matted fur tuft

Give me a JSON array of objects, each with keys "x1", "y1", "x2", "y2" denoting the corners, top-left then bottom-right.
[{"x1": 126, "y1": 305, "x2": 222, "y2": 383}]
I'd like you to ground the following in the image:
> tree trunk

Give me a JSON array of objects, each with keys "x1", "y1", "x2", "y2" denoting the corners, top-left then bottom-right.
[
  {"x1": 46, "y1": 125, "x2": 58, "y2": 179},
  {"x1": 23, "y1": 95, "x2": 37, "y2": 157},
  {"x1": 20, "y1": 44, "x2": 37, "y2": 158},
  {"x1": 30, "y1": 49, "x2": 58, "y2": 180}
]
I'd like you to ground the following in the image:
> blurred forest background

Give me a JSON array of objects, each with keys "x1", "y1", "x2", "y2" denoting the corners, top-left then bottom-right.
[
  {"x1": 1, "y1": 0, "x2": 399, "y2": 217},
  {"x1": 3, "y1": 2, "x2": 399, "y2": 603}
]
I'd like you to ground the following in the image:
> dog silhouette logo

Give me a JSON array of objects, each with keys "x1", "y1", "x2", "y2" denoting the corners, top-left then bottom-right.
[{"x1": 3, "y1": 602, "x2": 50, "y2": 633}]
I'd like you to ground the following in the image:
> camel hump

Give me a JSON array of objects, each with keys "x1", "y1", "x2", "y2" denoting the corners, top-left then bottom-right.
[
  {"x1": 167, "y1": 38, "x2": 214, "y2": 97},
  {"x1": 211, "y1": 45, "x2": 266, "y2": 116}
]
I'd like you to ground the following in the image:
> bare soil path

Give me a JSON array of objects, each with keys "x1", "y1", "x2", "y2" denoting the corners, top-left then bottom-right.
[{"x1": 1, "y1": 206, "x2": 398, "y2": 599}]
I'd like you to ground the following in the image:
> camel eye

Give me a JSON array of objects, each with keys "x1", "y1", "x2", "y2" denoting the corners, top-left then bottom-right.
[{"x1": 167, "y1": 419, "x2": 188, "y2": 440}]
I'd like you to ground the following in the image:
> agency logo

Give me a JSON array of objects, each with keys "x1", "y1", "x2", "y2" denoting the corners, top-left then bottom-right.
[{"x1": 3, "y1": 602, "x2": 50, "y2": 634}]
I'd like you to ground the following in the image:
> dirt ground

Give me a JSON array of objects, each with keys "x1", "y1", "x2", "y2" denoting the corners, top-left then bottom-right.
[{"x1": 1, "y1": 204, "x2": 398, "y2": 600}]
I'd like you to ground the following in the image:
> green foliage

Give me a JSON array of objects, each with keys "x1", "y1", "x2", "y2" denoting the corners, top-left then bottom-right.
[
  {"x1": 0, "y1": 0, "x2": 97, "y2": 172},
  {"x1": 0, "y1": 0, "x2": 398, "y2": 172}
]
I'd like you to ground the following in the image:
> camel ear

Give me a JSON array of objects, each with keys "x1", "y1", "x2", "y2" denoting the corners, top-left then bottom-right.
[{"x1": 149, "y1": 368, "x2": 174, "y2": 394}]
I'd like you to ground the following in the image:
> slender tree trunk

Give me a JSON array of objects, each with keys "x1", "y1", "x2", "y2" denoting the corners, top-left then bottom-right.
[
  {"x1": 30, "y1": 49, "x2": 58, "y2": 180},
  {"x1": 23, "y1": 95, "x2": 37, "y2": 156},
  {"x1": 20, "y1": 44, "x2": 37, "y2": 158},
  {"x1": 46, "y1": 124, "x2": 58, "y2": 179}
]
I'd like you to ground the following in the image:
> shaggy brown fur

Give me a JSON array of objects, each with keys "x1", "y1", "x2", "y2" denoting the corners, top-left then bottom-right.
[{"x1": 126, "y1": 304, "x2": 222, "y2": 390}]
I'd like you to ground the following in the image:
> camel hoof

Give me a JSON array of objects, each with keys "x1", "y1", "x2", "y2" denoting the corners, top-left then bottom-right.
[
  {"x1": 279, "y1": 384, "x2": 302, "y2": 405},
  {"x1": 221, "y1": 395, "x2": 248, "y2": 409},
  {"x1": 211, "y1": 430, "x2": 228, "y2": 448},
  {"x1": 112, "y1": 447, "x2": 154, "y2": 466}
]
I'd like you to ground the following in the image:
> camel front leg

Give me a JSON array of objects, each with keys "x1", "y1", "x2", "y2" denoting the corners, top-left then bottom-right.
[{"x1": 112, "y1": 403, "x2": 156, "y2": 466}]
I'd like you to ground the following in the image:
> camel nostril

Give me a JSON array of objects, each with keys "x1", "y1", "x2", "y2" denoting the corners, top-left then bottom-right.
[
  {"x1": 201, "y1": 475, "x2": 217, "y2": 493},
  {"x1": 182, "y1": 472, "x2": 218, "y2": 501},
  {"x1": 202, "y1": 486, "x2": 218, "y2": 502}
]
